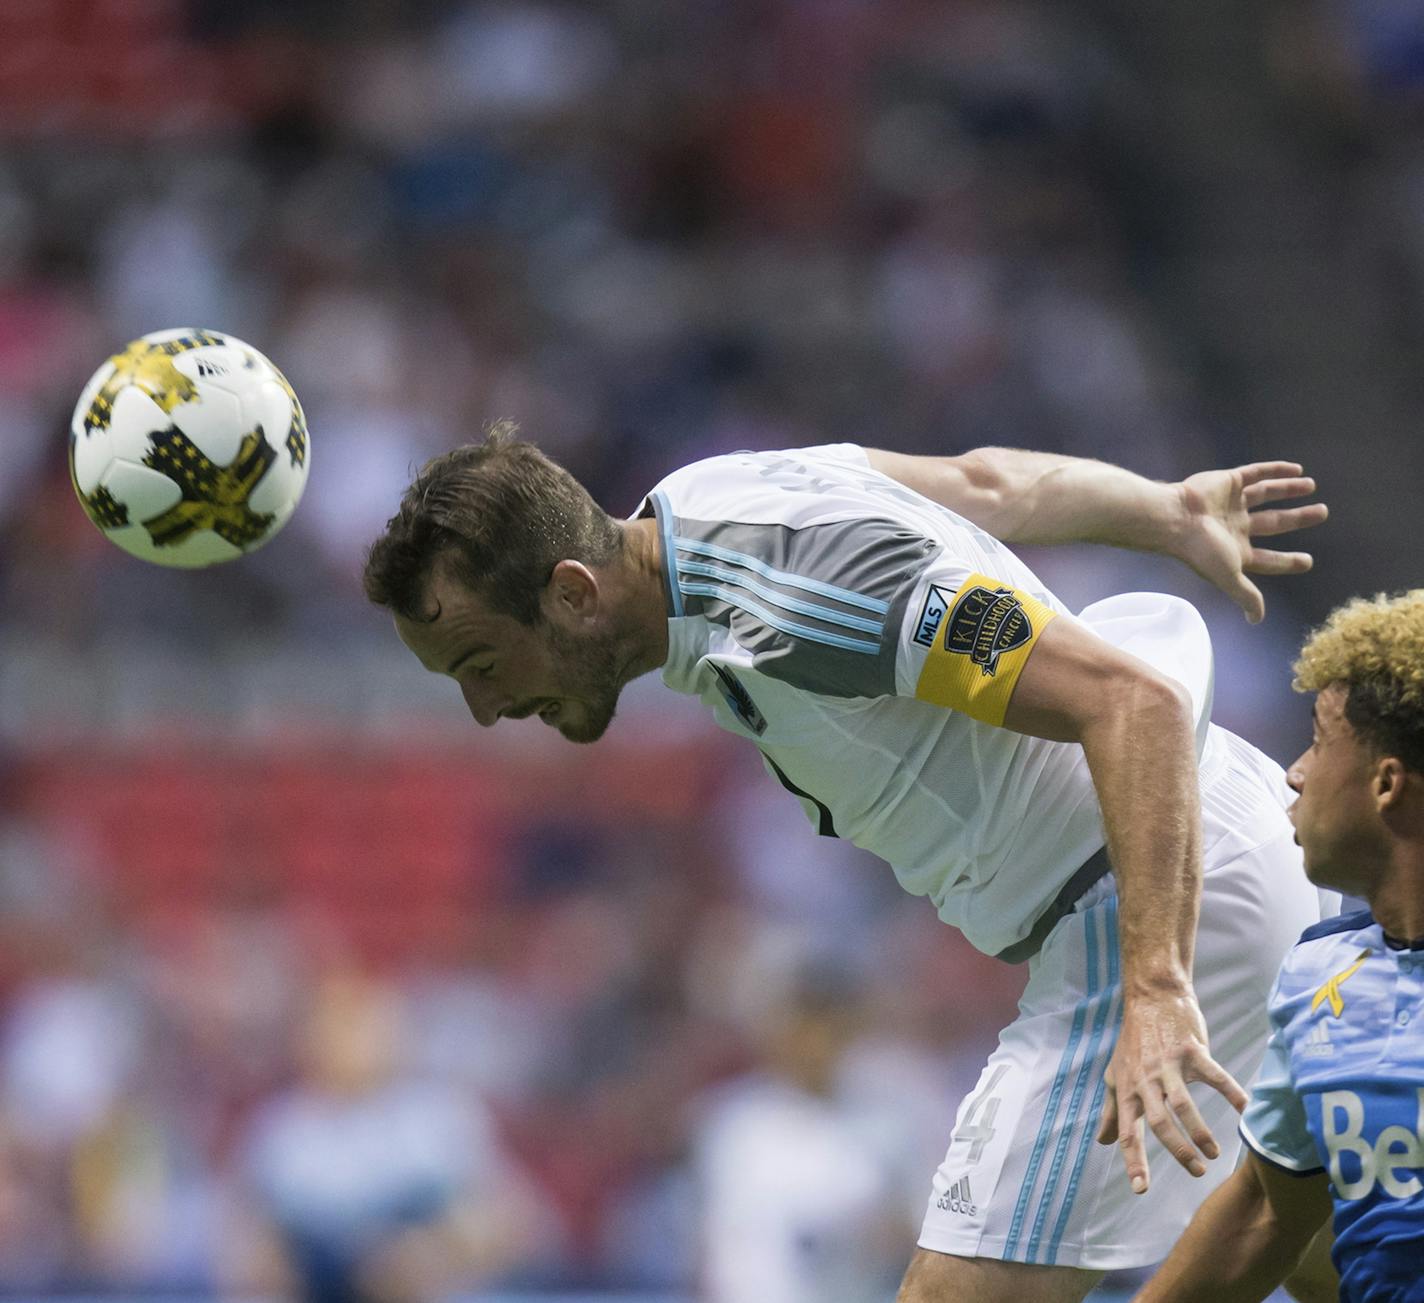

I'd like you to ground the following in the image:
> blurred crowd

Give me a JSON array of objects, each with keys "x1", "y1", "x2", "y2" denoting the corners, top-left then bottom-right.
[
  {"x1": 1, "y1": 0, "x2": 1422, "y2": 1298},
  {"x1": 0, "y1": 730, "x2": 1020, "y2": 1298},
  {"x1": 0, "y1": 0, "x2": 1240, "y2": 647}
]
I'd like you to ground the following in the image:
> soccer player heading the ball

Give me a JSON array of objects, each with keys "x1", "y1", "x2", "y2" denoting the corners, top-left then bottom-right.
[
  {"x1": 366, "y1": 430, "x2": 1335, "y2": 1303},
  {"x1": 1135, "y1": 590, "x2": 1424, "y2": 1303}
]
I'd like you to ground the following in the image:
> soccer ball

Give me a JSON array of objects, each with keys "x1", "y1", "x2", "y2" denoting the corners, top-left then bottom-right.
[{"x1": 69, "y1": 328, "x2": 310, "y2": 568}]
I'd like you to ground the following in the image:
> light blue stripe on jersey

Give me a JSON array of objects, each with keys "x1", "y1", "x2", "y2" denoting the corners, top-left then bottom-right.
[
  {"x1": 674, "y1": 536, "x2": 890, "y2": 615},
  {"x1": 1046, "y1": 895, "x2": 1121, "y2": 1262},
  {"x1": 675, "y1": 560, "x2": 886, "y2": 635},
  {"x1": 677, "y1": 582, "x2": 881, "y2": 653},
  {"x1": 1004, "y1": 910, "x2": 1102, "y2": 1261},
  {"x1": 653, "y1": 493, "x2": 684, "y2": 617}
]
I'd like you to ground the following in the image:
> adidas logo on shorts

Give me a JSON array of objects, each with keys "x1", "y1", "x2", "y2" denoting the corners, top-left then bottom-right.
[{"x1": 936, "y1": 1174, "x2": 977, "y2": 1216}]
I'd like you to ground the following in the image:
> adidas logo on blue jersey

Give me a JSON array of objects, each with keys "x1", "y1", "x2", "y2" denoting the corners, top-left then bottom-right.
[
  {"x1": 936, "y1": 1174, "x2": 977, "y2": 1216},
  {"x1": 1301, "y1": 1019, "x2": 1334, "y2": 1058}
]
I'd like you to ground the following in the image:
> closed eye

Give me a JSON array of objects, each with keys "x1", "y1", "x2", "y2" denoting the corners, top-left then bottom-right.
[{"x1": 445, "y1": 648, "x2": 495, "y2": 678}]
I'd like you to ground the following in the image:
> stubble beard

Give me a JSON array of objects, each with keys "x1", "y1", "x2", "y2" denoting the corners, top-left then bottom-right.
[{"x1": 543, "y1": 619, "x2": 625, "y2": 744}]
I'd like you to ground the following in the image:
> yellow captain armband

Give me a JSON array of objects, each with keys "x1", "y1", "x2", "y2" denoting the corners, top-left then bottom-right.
[{"x1": 913, "y1": 572, "x2": 1058, "y2": 725}]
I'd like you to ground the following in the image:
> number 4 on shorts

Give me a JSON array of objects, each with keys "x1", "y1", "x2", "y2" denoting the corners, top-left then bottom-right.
[{"x1": 958, "y1": 1064, "x2": 1009, "y2": 1164}]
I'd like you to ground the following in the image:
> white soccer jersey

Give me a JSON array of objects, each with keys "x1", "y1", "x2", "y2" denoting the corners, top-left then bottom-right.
[{"x1": 634, "y1": 444, "x2": 1221, "y2": 958}]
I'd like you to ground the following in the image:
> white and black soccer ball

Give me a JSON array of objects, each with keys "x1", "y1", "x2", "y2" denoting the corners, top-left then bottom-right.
[{"x1": 69, "y1": 328, "x2": 310, "y2": 568}]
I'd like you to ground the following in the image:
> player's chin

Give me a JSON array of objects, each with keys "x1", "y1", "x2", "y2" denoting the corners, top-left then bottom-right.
[
  {"x1": 557, "y1": 719, "x2": 610, "y2": 744},
  {"x1": 554, "y1": 701, "x2": 616, "y2": 744},
  {"x1": 1299, "y1": 847, "x2": 1344, "y2": 893}
]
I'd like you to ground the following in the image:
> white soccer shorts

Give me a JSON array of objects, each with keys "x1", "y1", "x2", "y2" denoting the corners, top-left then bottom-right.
[{"x1": 917, "y1": 737, "x2": 1333, "y2": 1270}]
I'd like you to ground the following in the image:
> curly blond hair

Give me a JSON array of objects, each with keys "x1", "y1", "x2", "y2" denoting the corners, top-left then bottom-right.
[{"x1": 1294, "y1": 590, "x2": 1424, "y2": 772}]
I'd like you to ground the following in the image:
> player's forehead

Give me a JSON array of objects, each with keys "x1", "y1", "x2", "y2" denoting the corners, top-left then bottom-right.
[
  {"x1": 1312, "y1": 685, "x2": 1366, "y2": 754},
  {"x1": 1314, "y1": 684, "x2": 1350, "y2": 731}
]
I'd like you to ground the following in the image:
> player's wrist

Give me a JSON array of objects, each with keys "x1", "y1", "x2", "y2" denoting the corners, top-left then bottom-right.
[
  {"x1": 1121, "y1": 963, "x2": 1195, "y2": 1003},
  {"x1": 1141, "y1": 478, "x2": 1193, "y2": 557}
]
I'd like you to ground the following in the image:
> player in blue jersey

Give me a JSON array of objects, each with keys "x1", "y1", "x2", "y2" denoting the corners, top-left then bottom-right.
[{"x1": 1137, "y1": 589, "x2": 1424, "y2": 1303}]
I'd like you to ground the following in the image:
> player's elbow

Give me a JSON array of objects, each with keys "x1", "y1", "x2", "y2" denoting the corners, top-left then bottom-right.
[
  {"x1": 953, "y1": 446, "x2": 1013, "y2": 491},
  {"x1": 1090, "y1": 659, "x2": 1195, "y2": 740},
  {"x1": 1130, "y1": 665, "x2": 1194, "y2": 730},
  {"x1": 950, "y1": 448, "x2": 1017, "y2": 527},
  {"x1": 1138, "y1": 666, "x2": 1193, "y2": 721}
]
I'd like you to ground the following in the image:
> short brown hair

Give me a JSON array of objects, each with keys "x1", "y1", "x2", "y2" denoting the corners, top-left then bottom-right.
[
  {"x1": 1294, "y1": 590, "x2": 1424, "y2": 773},
  {"x1": 363, "y1": 421, "x2": 623, "y2": 625}
]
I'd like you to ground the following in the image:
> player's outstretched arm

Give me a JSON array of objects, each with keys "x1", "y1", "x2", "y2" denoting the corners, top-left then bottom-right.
[
  {"x1": 1002, "y1": 615, "x2": 1242, "y2": 1194},
  {"x1": 1132, "y1": 1150, "x2": 1331, "y2": 1303},
  {"x1": 864, "y1": 448, "x2": 1327, "y2": 623}
]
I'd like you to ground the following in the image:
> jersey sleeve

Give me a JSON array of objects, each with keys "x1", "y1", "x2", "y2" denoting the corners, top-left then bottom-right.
[
  {"x1": 671, "y1": 514, "x2": 940, "y2": 699},
  {"x1": 896, "y1": 565, "x2": 1059, "y2": 726},
  {"x1": 1239, "y1": 983, "x2": 1326, "y2": 1176},
  {"x1": 661, "y1": 446, "x2": 1057, "y2": 711},
  {"x1": 796, "y1": 442, "x2": 873, "y2": 468},
  {"x1": 692, "y1": 524, "x2": 1057, "y2": 716}
]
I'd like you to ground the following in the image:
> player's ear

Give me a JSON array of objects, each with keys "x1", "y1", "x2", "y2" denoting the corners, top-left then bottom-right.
[
  {"x1": 1374, "y1": 756, "x2": 1408, "y2": 813},
  {"x1": 545, "y1": 559, "x2": 599, "y2": 621}
]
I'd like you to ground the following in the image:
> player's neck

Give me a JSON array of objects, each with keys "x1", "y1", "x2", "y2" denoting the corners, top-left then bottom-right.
[
  {"x1": 617, "y1": 517, "x2": 672, "y2": 673},
  {"x1": 1368, "y1": 843, "x2": 1424, "y2": 947}
]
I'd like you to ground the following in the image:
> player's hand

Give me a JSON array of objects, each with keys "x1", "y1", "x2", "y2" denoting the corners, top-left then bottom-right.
[
  {"x1": 1096, "y1": 988, "x2": 1249, "y2": 1195},
  {"x1": 1170, "y1": 463, "x2": 1327, "y2": 624}
]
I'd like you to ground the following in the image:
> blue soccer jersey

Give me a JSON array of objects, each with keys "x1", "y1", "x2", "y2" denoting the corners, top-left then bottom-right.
[{"x1": 1241, "y1": 909, "x2": 1424, "y2": 1302}]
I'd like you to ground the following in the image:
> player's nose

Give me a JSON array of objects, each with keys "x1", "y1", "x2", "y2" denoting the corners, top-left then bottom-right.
[
  {"x1": 460, "y1": 678, "x2": 507, "y2": 728},
  {"x1": 1285, "y1": 757, "x2": 1305, "y2": 792}
]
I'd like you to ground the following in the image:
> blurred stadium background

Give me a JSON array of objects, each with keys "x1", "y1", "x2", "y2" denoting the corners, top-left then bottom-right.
[{"x1": 0, "y1": 1, "x2": 1418, "y2": 1299}]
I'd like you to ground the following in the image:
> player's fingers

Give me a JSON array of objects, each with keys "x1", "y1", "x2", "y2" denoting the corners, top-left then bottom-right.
[
  {"x1": 1164, "y1": 1082, "x2": 1219, "y2": 1164},
  {"x1": 1235, "y1": 462, "x2": 1304, "y2": 489},
  {"x1": 1097, "y1": 1084, "x2": 1120, "y2": 1144},
  {"x1": 1222, "y1": 572, "x2": 1265, "y2": 623},
  {"x1": 1245, "y1": 503, "x2": 1329, "y2": 536},
  {"x1": 1186, "y1": 1052, "x2": 1250, "y2": 1115},
  {"x1": 1115, "y1": 1095, "x2": 1150, "y2": 1194},
  {"x1": 1141, "y1": 1085, "x2": 1207, "y2": 1178},
  {"x1": 1245, "y1": 547, "x2": 1313, "y2": 576},
  {"x1": 1242, "y1": 474, "x2": 1314, "y2": 506}
]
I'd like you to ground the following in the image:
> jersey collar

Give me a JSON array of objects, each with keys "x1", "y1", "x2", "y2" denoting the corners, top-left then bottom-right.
[{"x1": 636, "y1": 490, "x2": 684, "y2": 619}]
